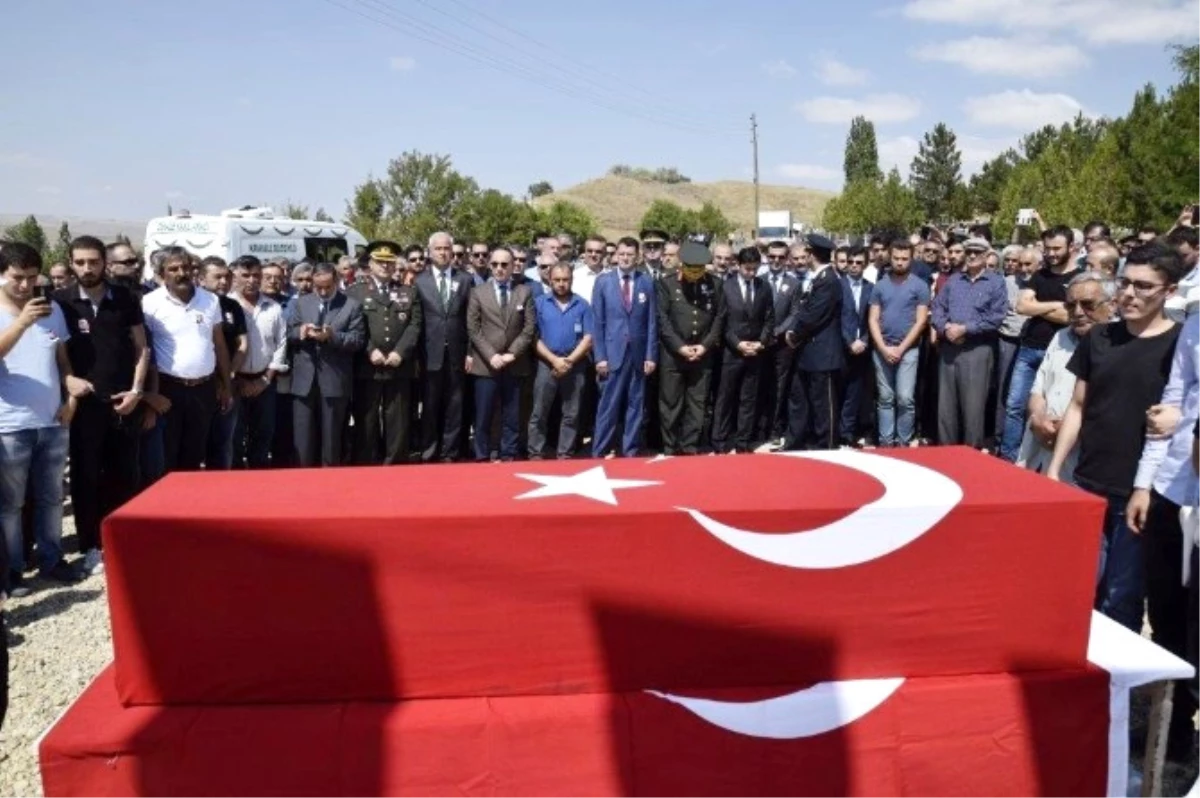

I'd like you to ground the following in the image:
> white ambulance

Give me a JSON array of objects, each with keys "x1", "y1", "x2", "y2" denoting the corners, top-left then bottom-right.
[{"x1": 142, "y1": 206, "x2": 368, "y2": 269}]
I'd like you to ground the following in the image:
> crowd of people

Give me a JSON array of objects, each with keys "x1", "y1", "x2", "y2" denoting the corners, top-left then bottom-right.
[{"x1": 0, "y1": 208, "x2": 1197, "y2": 756}]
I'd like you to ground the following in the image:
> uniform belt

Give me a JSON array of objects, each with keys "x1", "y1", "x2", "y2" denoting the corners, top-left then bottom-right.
[{"x1": 160, "y1": 372, "x2": 213, "y2": 387}]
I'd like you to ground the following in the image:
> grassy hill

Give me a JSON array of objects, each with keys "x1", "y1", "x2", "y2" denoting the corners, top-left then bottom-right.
[{"x1": 534, "y1": 175, "x2": 835, "y2": 240}]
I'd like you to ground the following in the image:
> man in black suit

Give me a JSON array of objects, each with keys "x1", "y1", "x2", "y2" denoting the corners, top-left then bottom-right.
[
  {"x1": 839, "y1": 245, "x2": 875, "y2": 447},
  {"x1": 285, "y1": 263, "x2": 365, "y2": 467},
  {"x1": 413, "y1": 231, "x2": 474, "y2": 462},
  {"x1": 757, "y1": 240, "x2": 800, "y2": 446},
  {"x1": 783, "y1": 234, "x2": 844, "y2": 451},
  {"x1": 713, "y1": 246, "x2": 774, "y2": 453}
]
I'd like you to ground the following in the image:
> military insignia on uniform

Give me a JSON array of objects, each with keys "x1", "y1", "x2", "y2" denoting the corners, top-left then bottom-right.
[
  {"x1": 365, "y1": 298, "x2": 374, "y2": 308},
  {"x1": 398, "y1": 312, "x2": 408, "y2": 322}
]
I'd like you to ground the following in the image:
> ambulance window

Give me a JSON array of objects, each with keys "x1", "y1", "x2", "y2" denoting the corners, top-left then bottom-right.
[{"x1": 305, "y1": 238, "x2": 348, "y2": 263}]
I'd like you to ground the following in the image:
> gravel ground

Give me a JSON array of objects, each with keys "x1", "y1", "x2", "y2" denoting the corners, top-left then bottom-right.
[
  {"x1": 0, "y1": 518, "x2": 112, "y2": 798},
  {"x1": 0, "y1": 521, "x2": 1194, "y2": 797}
]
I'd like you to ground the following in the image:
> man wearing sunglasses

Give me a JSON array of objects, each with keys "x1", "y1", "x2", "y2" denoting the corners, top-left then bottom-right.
[
  {"x1": 640, "y1": 228, "x2": 668, "y2": 281},
  {"x1": 467, "y1": 242, "x2": 491, "y2": 286},
  {"x1": 105, "y1": 241, "x2": 144, "y2": 294}
]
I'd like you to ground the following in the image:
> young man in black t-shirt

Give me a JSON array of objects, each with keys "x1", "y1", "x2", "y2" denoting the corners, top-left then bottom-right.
[
  {"x1": 1048, "y1": 242, "x2": 1185, "y2": 631},
  {"x1": 1000, "y1": 226, "x2": 1080, "y2": 461}
]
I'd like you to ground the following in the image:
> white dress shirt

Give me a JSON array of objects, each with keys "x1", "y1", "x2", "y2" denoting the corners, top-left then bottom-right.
[
  {"x1": 142, "y1": 286, "x2": 221, "y2": 379},
  {"x1": 1134, "y1": 313, "x2": 1198, "y2": 507},
  {"x1": 236, "y1": 293, "x2": 288, "y2": 376},
  {"x1": 573, "y1": 264, "x2": 607, "y2": 306}
]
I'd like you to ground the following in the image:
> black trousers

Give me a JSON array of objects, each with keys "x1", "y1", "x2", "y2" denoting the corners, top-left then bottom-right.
[
  {"x1": 160, "y1": 376, "x2": 217, "y2": 473},
  {"x1": 714, "y1": 352, "x2": 762, "y2": 452},
  {"x1": 839, "y1": 350, "x2": 875, "y2": 444},
  {"x1": 271, "y1": 390, "x2": 294, "y2": 467},
  {"x1": 420, "y1": 366, "x2": 464, "y2": 462},
  {"x1": 658, "y1": 361, "x2": 713, "y2": 455},
  {"x1": 757, "y1": 344, "x2": 795, "y2": 441},
  {"x1": 69, "y1": 396, "x2": 140, "y2": 553},
  {"x1": 1143, "y1": 490, "x2": 1199, "y2": 740},
  {"x1": 786, "y1": 367, "x2": 840, "y2": 450},
  {"x1": 352, "y1": 378, "x2": 412, "y2": 465}
]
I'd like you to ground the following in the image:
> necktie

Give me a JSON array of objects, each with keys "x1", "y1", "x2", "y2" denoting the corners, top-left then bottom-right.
[
  {"x1": 622, "y1": 274, "x2": 632, "y2": 310},
  {"x1": 439, "y1": 273, "x2": 450, "y2": 309},
  {"x1": 499, "y1": 283, "x2": 509, "y2": 309},
  {"x1": 316, "y1": 301, "x2": 327, "y2": 327},
  {"x1": 744, "y1": 279, "x2": 754, "y2": 305}
]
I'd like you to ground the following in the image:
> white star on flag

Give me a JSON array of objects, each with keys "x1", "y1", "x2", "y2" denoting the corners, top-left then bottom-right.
[{"x1": 514, "y1": 465, "x2": 662, "y2": 506}]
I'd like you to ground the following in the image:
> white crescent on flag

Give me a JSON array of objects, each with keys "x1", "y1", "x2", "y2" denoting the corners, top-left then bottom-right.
[
  {"x1": 647, "y1": 677, "x2": 905, "y2": 739},
  {"x1": 677, "y1": 449, "x2": 963, "y2": 569}
]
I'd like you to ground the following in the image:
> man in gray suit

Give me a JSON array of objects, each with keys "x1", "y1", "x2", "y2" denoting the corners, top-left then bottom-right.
[
  {"x1": 413, "y1": 231, "x2": 474, "y2": 462},
  {"x1": 466, "y1": 247, "x2": 537, "y2": 461},
  {"x1": 286, "y1": 263, "x2": 365, "y2": 467}
]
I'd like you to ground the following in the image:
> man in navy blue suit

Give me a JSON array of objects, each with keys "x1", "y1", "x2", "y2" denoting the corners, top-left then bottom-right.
[
  {"x1": 783, "y1": 234, "x2": 845, "y2": 450},
  {"x1": 591, "y1": 237, "x2": 658, "y2": 457},
  {"x1": 839, "y1": 245, "x2": 875, "y2": 447}
]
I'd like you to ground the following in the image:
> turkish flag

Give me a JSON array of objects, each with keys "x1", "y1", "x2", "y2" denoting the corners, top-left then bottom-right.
[{"x1": 103, "y1": 447, "x2": 1104, "y2": 705}]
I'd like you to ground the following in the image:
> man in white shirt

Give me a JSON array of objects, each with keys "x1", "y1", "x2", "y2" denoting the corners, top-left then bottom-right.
[
  {"x1": 1016, "y1": 271, "x2": 1115, "y2": 481},
  {"x1": 231, "y1": 256, "x2": 287, "y2": 468},
  {"x1": 141, "y1": 247, "x2": 233, "y2": 472}
]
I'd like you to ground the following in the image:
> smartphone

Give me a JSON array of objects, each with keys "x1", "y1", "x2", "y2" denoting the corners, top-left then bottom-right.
[
  {"x1": 30, "y1": 285, "x2": 46, "y2": 300},
  {"x1": 1016, "y1": 209, "x2": 1034, "y2": 226}
]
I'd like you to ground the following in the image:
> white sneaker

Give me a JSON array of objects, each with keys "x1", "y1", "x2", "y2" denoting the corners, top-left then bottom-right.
[{"x1": 82, "y1": 549, "x2": 104, "y2": 575}]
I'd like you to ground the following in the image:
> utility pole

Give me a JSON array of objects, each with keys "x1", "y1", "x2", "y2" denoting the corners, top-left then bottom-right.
[{"x1": 751, "y1": 113, "x2": 760, "y2": 241}]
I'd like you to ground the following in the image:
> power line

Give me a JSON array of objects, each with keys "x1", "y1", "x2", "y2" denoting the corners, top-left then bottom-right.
[{"x1": 321, "y1": 0, "x2": 740, "y2": 138}]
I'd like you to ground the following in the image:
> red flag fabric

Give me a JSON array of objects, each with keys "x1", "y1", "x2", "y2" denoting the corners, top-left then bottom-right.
[{"x1": 103, "y1": 448, "x2": 1103, "y2": 705}]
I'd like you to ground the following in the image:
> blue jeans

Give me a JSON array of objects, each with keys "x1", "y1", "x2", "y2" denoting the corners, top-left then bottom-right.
[
  {"x1": 999, "y1": 345, "x2": 1045, "y2": 461},
  {"x1": 1095, "y1": 494, "x2": 1146, "y2": 632},
  {"x1": 873, "y1": 347, "x2": 919, "y2": 446},
  {"x1": 0, "y1": 426, "x2": 69, "y2": 575}
]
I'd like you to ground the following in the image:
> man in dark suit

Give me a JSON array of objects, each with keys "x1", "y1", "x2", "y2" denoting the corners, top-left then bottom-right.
[
  {"x1": 345, "y1": 242, "x2": 422, "y2": 465},
  {"x1": 466, "y1": 247, "x2": 536, "y2": 462},
  {"x1": 413, "y1": 231, "x2": 474, "y2": 462},
  {"x1": 591, "y1": 236, "x2": 658, "y2": 457},
  {"x1": 839, "y1": 245, "x2": 875, "y2": 447},
  {"x1": 783, "y1": 234, "x2": 845, "y2": 451},
  {"x1": 655, "y1": 241, "x2": 726, "y2": 456},
  {"x1": 286, "y1": 262, "x2": 365, "y2": 467},
  {"x1": 714, "y1": 246, "x2": 774, "y2": 453},
  {"x1": 757, "y1": 240, "x2": 800, "y2": 446}
]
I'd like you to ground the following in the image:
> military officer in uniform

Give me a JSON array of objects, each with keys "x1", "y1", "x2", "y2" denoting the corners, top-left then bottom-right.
[
  {"x1": 346, "y1": 241, "x2": 423, "y2": 464},
  {"x1": 783, "y1": 234, "x2": 844, "y2": 450},
  {"x1": 655, "y1": 241, "x2": 727, "y2": 455}
]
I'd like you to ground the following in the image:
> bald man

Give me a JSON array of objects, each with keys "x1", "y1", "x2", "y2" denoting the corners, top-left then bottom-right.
[{"x1": 1085, "y1": 241, "x2": 1120, "y2": 279}]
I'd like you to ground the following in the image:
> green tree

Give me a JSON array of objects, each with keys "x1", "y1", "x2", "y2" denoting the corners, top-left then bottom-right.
[
  {"x1": 535, "y1": 200, "x2": 598, "y2": 243},
  {"x1": 909, "y1": 122, "x2": 964, "y2": 222},
  {"x1": 45, "y1": 220, "x2": 72, "y2": 266},
  {"x1": 3, "y1": 215, "x2": 48, "y2": 257},
  {"x1": 639, "y1": 199, "x2": 694, "y2": 240},
  {"x1": 969, "y1": 149, "x2": 1020, "y2": 216},
  {"x1": 527, "y1": 180, "x2": 554, "y2": 199},
  {"x1": 371, "y1": 151, "x2": 480, "y2": 245},
  {"x1": 344, "y1": 179, "x2": 385, "y2": 240},
  {"x1": 843, "y1": 115, "x2": 882, "y2": 185},
  {"x1": 455, "y1": 189, "x2": 539, "y2": 245},
  {"x1": 313, "y1": 207, "x2": 334, "y2": 222},
  {"x1": 281, "y1": 201, "x2": 309, "y2": 220},
  {"x1": 822, "y1": 169, "x2": 923, "y2": 235},
  {"x1": 689, "y1": 201, "x2": 734, "y2": 240}
]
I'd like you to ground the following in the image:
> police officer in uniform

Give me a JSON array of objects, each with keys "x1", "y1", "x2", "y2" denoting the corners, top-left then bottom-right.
[
  {"x1": 346, "y1": 241, "x2": 423, "y2": 464},
  {"x1": 655, "y1": 241, "x2": 727, "y2": 455},
  {"x1": 783, "y1": 234, "x2": 844, "y2": 450}
]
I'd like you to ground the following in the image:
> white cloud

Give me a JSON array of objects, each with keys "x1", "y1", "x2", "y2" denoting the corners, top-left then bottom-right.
[
  {"x1": 912, "y1": 36, "x2": 1088, "y2": 77},
  {"x1": 878, "y1": 135, "x2": 921, "y2": 177},
  {"x1": 814, "y1": 53, "x2": 869, "y2": 86},
  {"x1": 796, "y1": 93, "x2": 921, "y2": 124},
  {"x1": 964, "y1": 89, "x2": 1090, "y2": 129},
  {"x1": 388, "y1": 55, "x2": 416, "y2": 71},
  {"x1": 778, "y1": 163, "x2": 841, "y2": 182},
  {"x1": 762, "y1": 59, "x2": 798, "y2": 78},
  {"x1": 901, "y1": 0, "x2": 1197, "y2": 45},
  {"x1": 36, "y1": 185, "x2": 61, "y2": 195}
]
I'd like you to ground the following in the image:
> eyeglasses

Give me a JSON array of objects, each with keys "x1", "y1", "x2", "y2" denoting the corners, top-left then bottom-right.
[
  {"x1": 1117, "y1": 278, "x2": 1167, "y2": 297},
  {"x1": 109, "y1": 258, "x2": 139, "y2": 267},
  {"x1": 849, "y1": 260, "x2": 866, "y2": 266},
  {"x1": 470, "y1": 252, "x2": 488, "y2": 259},
  {"x1": 489, "y1": 261, "x2": 512, "y2": 267},
  {"x1": 1064, "y1": 299, "x2": 1105, "y2": 313},
  {"x1": 408, "y1": 257, "x2": 423, "y2": 263},
  {"x1": 643, "y1": 242, "x2": 663, "y2": 249}
]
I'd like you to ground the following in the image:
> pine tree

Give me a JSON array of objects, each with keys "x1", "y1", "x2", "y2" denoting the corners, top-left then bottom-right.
[
  {"x1": 843, "y1": 116, "x2": 882, "y2": 185},
  {"x1": 909, "y1": 123, "x2": 964, "y2": 222},
  {"x1": 3, "y1": 215, "x2": 48, "y2": 256}
]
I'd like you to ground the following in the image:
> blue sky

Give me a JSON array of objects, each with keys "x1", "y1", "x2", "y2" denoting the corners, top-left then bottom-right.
[{"x1": 2, "y1": 0, "x2": 1196, "y2": 222}]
